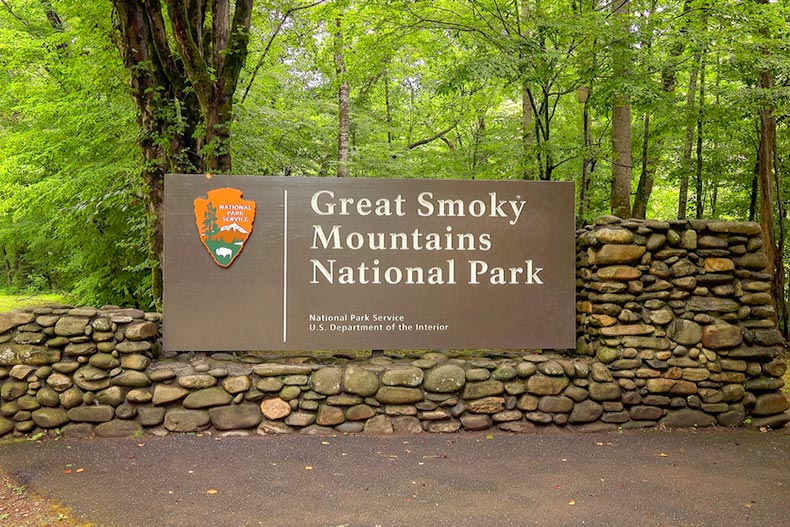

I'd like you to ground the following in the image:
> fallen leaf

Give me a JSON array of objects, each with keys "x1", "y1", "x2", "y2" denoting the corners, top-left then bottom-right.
[
  {"x1": 744, "y1": 503, "x2": 753, "y2": 509},
  {"x1": 75, "y1": 468, "x2": 85, "y2": 473},
  {"x1": 568, "y1": 500, "x2": 576, "y2": 506},
  {"x1": 659, "y1": 453, "x2": 669, "y2": 457},
  {"x1": 486, "y1": 434, "x2": 494, "y2": 440},
  {"x1": 63, "y1": 470, "x2": 72, "y2": 474},
  {"x1": 321, "y1": 441, "x2": 330, "y2": 445},
  {"x1": 206, "y1": 489, "x2": 218, "y2": 495},
  {"x1": 305, "y1": 466, "x2": 313, "y2": 470}
]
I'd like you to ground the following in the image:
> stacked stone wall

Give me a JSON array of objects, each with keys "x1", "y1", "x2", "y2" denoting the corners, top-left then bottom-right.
[
  {"x1": 576, "y1": 216, "x2": 788, "y2": 428},
  {"x1": 0, "y1": 218, "x2": 788, "y2": 439}
]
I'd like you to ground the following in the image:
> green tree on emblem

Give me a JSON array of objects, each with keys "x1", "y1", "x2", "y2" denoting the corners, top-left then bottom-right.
[{"x1": 202, "y1": 203, "x2": 219, "y2": 239}]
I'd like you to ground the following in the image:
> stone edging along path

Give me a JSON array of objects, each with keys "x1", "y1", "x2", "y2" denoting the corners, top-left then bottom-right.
[{"x1": 1, "y1": 217, "x2": 789, "y2": 439}]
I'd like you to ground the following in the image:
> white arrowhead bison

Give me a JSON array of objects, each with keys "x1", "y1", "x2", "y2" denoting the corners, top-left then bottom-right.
[{"x1": 215, "y1": 247, "x2": 233, "y2": 259}]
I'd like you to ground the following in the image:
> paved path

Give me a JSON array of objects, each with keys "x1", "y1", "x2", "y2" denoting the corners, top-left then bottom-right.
[{"x1": 1, "y1": 428, "x2": 788, "y2": 527}]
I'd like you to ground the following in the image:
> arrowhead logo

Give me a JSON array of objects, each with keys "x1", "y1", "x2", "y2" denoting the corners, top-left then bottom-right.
[{"x1": 194, "y1": 188, "x2": 256, "y2": 267}]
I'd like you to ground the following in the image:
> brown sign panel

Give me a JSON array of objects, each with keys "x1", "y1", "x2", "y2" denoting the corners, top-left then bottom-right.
[{"x1": 164, "y1": 175, "x2": 575, "y2": 351}]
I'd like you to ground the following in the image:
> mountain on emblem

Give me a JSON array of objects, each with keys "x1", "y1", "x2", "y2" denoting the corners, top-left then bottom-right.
[{"x1": 193, "y1": 188, "x2": 256, "y2": 268}]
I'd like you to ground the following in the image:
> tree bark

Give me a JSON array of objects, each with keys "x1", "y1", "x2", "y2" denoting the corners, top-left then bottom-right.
[
  {"x1": 112, "y1": 0, "x2": 255, "y2": 305},
  {"x1": 755, "y1": 0, "x2": 778, "y2": 307},
  {"x1": 471, "y1": 114, "x2": 488, "y2": 173},
  {"x1": 749, "y1": 165, "x2": 758, "y2": 222},
  {"x1": 40, "y1": 0, "x2": 64, "y2": 31},
  {"x1": 694, "y1": 54, "x2": 706, "y2": 218},
  {"x1": 758, "y1": 71, "x2": 776, "y2": 285},
  {"x1": 165, "y1": 0, "x2": 253, "y2": 172},
  {"x1": 772, "y1": 129, "x2": 787, "y2": 336},
  {"x1": 677, "y1": 60, "x2": 699, "y2": 219},
  {"x1": 610, "y1": 0, "x2": 632, "y2": 218},
  {"x1": 578, "y1": 85, "x2": 592, "y2": 223},
  {"x1": 522, "y1": 83, "x2": 534, "y2": 180},
  {"x1": 633, "y1": 113, "x2": 655, "y2": 219},
  {"x1": 384, "y1": 74, "x2": 393, "y2": 145},
  {"x1": 519, "y1": 0, "x2": 534, "y2": 180},
  {"x1": 335, "y1": 14, "x2": 350, "y2": 178},
  {"x1": 112, "y1": 0, "x2": 173, "y2": 306}
]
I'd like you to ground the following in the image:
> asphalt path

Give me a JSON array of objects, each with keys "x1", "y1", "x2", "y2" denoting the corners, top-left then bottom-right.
[{"x1": 1, "y1": 428, "x2": 788, "y2": 527}]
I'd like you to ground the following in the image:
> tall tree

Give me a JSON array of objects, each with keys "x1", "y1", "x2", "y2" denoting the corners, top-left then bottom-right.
[
  {"x1": 610, "y1": 0, "x2": 632, "y2": 218},
  {"x1": 334, "y1": 9, "x2": 350, "y2": 177},
  {"x1": 754, "y1": 0, "x2": 780, "y2": 326},
  {"x1": 111, "y1": 0, "x2": 254, "y2": 304}
]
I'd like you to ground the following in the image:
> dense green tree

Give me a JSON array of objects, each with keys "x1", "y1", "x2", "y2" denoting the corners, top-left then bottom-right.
[
  {"x1": 0, "y1": 0, "x2": 148, "y2": 306},
  {"x1": 111, "y1": 0, "x2": 254, "y2": 305}
]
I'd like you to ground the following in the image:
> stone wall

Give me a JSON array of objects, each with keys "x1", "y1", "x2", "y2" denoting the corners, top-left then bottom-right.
[
  {"x1": 576, "y1": 216, "x2": 788, "y2": 428},
  {"x1": 0, "y1": 218, "x2": 788, "y2": 439}
]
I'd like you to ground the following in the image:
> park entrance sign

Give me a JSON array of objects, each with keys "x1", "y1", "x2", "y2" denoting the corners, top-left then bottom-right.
[{"x1": 163, "y1": 175, "x2": 575, "y2": 351}]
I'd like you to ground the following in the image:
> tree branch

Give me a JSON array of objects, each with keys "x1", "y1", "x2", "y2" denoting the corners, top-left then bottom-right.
[
  {"x1": 144, "y1": 0, "x2": 183, "y2": 89},
  {"x1": 0, "y1": 0, "x2": 29, "y2": 26},
  {"x1": 222, "y1": 0, "x2": 254, "y2": 95},
  {"x1": 213, "y1": 0, "x2": 230, "y2": 73},
  {"x1": 241, "y1": 0, "x2": 327, "y2": 104},
  {"x1": 165, "y1": 0, "x2": 213, "y2": 108},
  {"x1": 407, "y1": 121, "x2": 459, "y2": 150}
]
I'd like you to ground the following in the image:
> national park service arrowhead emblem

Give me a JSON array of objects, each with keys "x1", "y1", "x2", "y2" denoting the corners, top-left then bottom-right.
[{"x1": 194, "y1": 188, "x2": 256, "y2": 268}]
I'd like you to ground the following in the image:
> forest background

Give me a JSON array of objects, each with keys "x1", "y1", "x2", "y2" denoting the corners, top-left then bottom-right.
[{"x1": 0, "y1": 1, "x2": 788, "y2": 334}]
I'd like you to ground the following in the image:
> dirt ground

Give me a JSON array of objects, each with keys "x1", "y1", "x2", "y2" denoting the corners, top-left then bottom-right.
[{"x1": 0, "y1": 470, "x2": 93, "y2": 527}]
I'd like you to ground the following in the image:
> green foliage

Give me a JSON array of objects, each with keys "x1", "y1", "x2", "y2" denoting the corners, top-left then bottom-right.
[
  {"x1": 0, "y1": 1, "x2": 151, "y2": 307},
  {"x1": 1, "y1": 0, "x2": 789, "y2": 307}
]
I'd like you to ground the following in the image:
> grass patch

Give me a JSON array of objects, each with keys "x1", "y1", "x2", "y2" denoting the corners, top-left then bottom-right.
[{"x1": 0, "y1": 292, "x2": 71, "y2": 312}]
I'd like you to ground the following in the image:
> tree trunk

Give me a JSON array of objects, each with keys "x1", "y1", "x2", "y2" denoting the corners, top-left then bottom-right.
[
  {"x1": 633, "y1": 113, "x2": 656, "y2": 219},
  {"x1": 112, "y1": 0, "x2": 255, "y2": 305},
  {"x1": 772, "y1": 129, "x2": 788, "y2": 336},
  {"x1": 540, "y1": 84, "x2": 553, "y2": 181},
  {"x1": 112, "y1": 0, "x2": 171, "y2": 306},
  {"x1": 522, "y1": 83, "x2": 534, "y2": 180},
  {"x1": 384, "y1": 74, "x2": 393, "y2": 145},
  {"x1": 677, "y1": 61, "x2": 699, "y2": 219},
  {"x1": 204, "y1": 92, "x2": 233, "y2": 172},
  {"x1": 610, "y1": 0, "x2": 632, "y2": 218},
  {"x1": 335, "y1": 15, "x2": 350, "y2": 178},
  {"x1": 40, "y1": 0, "x2": 64, "y2": 31},
  {"x1": 758, "y1": 72, "x2": 777, "y2": 287},
  {"x1": 749, "y1": 165, "x2": 758, "y2": 222},
  {"x1": 755, "y1": 0, "x2": 779, "y2": 326},
  {"x1": 578, "y1": 86, "x2": 592, "y2": 224},
  {"x1": 519, "y1": 0, "x2": 534, "y2": 180},
  {"x1": 694, "y1": 54, "x2": 706, "y2": 219}
]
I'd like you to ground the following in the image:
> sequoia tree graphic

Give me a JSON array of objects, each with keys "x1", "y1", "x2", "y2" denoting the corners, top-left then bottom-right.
[{"x1": 202, "y1": 202, "x2": 219, "y2": 237}]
